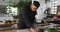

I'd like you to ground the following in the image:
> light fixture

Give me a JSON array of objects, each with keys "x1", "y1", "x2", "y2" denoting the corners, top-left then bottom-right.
[
  {"x1": 2, "y1": 0, "x2": 4, "y2": 1},
  {"x1": 45, "y1": 0, "x2": 50, "y2": 3}
]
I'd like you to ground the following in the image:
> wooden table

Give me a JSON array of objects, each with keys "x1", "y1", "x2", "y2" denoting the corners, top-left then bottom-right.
[
  {"x1": 0, "y1": 20, "x2": 18, "y2": 30},
  {"x1": 0, "y1": 29, "x2": 17, "y2": 32}
]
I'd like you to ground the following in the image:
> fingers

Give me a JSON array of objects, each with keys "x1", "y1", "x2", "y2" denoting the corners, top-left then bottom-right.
[{"x1": 30, "y1": 27, "x2": 39, "y2": 32}]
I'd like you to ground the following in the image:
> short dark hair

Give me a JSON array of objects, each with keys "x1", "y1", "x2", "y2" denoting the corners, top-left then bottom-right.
[{"x1": 33, "y1": 1, "x2": 40, "y2": 8}]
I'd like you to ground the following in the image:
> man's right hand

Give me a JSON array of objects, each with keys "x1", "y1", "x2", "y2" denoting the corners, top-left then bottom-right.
[{"x1": 30, "y1": 27, "x2": 39, "y2": 32}]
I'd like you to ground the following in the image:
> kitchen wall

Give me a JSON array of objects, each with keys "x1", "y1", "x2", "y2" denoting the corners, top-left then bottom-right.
[
  {"x1": 0, "y1": 0, "x2": 60, "y2": 21},
  {"x1": 35, "y1": 0, "x2": 47, "y2": 19},
  {"x1": 32, "y1": 0, "x2": 60, "y2": 22},
  {"x1": 57, "y1": 0, "x2": 60, "y2": 5}
]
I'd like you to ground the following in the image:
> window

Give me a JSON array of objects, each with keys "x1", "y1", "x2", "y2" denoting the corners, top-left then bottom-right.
[{"x1": 50, "y1": 0, "x2": 58, "y2": 14}]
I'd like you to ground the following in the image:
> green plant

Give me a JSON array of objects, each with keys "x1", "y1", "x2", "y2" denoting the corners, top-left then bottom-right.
[
  {"x1": 48, "y1": 28, "x2": 57, "y2": 32},
  {"x1": 9, "y1": 0, "x2": 30, "y2": 8}
]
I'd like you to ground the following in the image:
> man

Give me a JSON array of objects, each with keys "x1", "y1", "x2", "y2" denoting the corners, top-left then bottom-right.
[{"x1": 18, "y1": 1, "x2": 40, "y2": 32}]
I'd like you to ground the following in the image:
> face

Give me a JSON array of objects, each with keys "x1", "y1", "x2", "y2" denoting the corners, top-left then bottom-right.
[{"x1": 31, "y1": 5, "x2": 38, "y2": 12}]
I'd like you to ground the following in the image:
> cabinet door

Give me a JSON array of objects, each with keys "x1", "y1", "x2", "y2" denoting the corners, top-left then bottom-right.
[{"x1": 57, "y1": 6, "x2": 60, "y2": 16}]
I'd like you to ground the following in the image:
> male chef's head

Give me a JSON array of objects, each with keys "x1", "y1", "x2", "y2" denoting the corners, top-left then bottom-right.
[{"x1": 31, "y1": 1, "x2": 40, "y2": 11}]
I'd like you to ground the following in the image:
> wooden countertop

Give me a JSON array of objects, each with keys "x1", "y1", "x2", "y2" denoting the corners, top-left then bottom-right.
[{"x1": 37, "y1": 18, "x2": 60, "y2": 22}]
